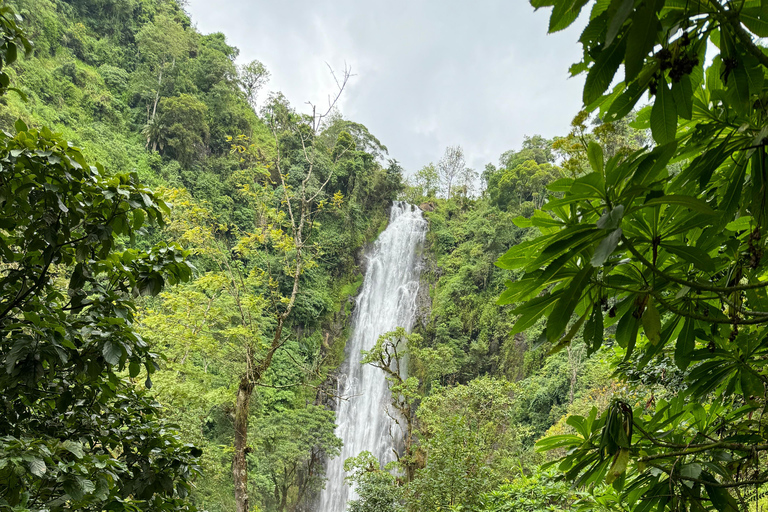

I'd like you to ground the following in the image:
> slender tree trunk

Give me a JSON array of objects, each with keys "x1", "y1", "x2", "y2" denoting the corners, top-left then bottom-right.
[
  {"x1": 233, "y1": 377, "x2": 254, "y2": 512},
  {"x1": 151, "y1": 68, "x2": 163, "y2": 121}
]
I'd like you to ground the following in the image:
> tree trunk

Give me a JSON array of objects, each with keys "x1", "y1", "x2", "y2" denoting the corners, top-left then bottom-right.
[
  {"x1": 233, "y1": 377, "x2": 254, "y2": 512},
  {"x1": 151, "y1": 68, "x2": 163, "y2": 121}
]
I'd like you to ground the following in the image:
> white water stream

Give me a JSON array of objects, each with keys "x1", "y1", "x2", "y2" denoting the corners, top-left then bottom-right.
[{"x1": 317, "y1": 202, "x2": 427, "y2": 511}]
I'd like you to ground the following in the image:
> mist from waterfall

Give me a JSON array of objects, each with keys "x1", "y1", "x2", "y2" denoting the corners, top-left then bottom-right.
[{"x1": 317, "y1": 201, "x2": 427, "y2": 511}]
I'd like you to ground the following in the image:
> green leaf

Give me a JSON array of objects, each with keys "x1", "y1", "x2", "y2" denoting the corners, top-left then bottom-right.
[
  {"x1": 725, "y1": 216, "x2": 752, "y2": 232},
  {"x1": 584, "y1": 37, "x2": 627, "y2": 105},
  {"x1": 616, "y1": 309, "x2": 640, "y2": 353},
  {"x1": 705, "y1": 480, "x2": 740, "y2": 511},
  {"x1": 591, "y1": 228, "x2": 622, "y2": 266},
  {"x1": 513, "y1": 216, "x2": 533, "y2": 228},
  {"x1": 129, "y1": 361, "x2": 141, "y2": 378},
  {"x1": 640, "y1": 195, "x2": 714, "y2": 214},
  {"x1": 720, "y1": 158, "x2": 748, "y2": 217},
  {"x1": 606, "y1": 0, "x2": 633, "y2": 45},
  {"x1": 605, "y1": 448, "x2": 629, "y2": 484},
  {"x1": 741, "y1": 8, "x2": 768, "y2": 37},
  {"x1": 675, "y1": 317, "x2": 696, "y2": 370},
  {"x1": 588, "y1": 141, "x2": 604, "y2": 174},
  {"x1": 671, "y1": 74, "x2": 693, "y2": 120},
  {"x1": 650, "y1": 77, "x2": 677, "y2": 145},
  {"x1": 605, "y1": 80, "x2": 649, "y2": 122},
  {"x1": 641, "y1": 300, "x2": 661, "y2": 345},
  {"x1": 549, "y1": 0, "x2": 590, "y2": 33},
  {"x1": 102, "y1": 340, "x2": 122, "y2": 366},
  {"x1": 133, "y1": 208, "x2": 145, "y2": 230},
  {"x1": 596, "y1": 205, "x2": 624, "y2": 230},
  {"x1": 741, "y1": 370, "x2": 763, "y2": 398},
  {"x1": 625, "y1": 0, "x2": 660, "y2": 81},
  {"x1": 672, "y1": 133, "x2": 734, "y2": 189},
  {"x1": 62, "y1": 440, "x2": 85, "y2": 459},
  {"x1": 5, "y1": 42, "x2": 16, "y2": 64},
  {"x1": 547, "y1": 266, "x2": 594, "y2": 341},
  {"x1": 661, "y1": 243, "x2": 716, "y2": 273},
  {"x1": 584, "y1": 303, "x2": 605, "y2": 354},
  {"x1": 28, "y1": 457, "x2": 46, "y2": 477},
  {"x1": 680, "y1": 463, "x2": 702, "y2": 482},
  {"x1": 547, "y1": 177, "x2": 575, "y2": 191},
  {"x1": 633, "y1": 141, "x2": 677, "y2": 185},
  {"x1": 571, "y1": 172, "x2": 606, "y2": 198},
  {"x1": 64, "y1": 479, "x2": 85, "y2": 501},
  {"x1": 69, "y1": 263, "x2": 86, "y2": 291},
  {"x1": 509, "y1": 292, "x2": 564, "y2": 333}
]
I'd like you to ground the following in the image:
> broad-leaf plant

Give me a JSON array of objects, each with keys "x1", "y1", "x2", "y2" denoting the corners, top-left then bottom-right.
[
  {"x1": 0, "y1": 4, "x2": 200, "y2": 511},
  {"x1": 501, "y1": 1, "x2": 768, "y2": 510}
]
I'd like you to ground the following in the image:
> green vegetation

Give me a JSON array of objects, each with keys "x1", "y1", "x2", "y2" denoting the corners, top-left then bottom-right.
[
  {"x1": 0, "y1": 1, "x2": 399, "y2": 511},
  {"x1": 4, "y1": 0, "x2": 768, "y2": 511}
]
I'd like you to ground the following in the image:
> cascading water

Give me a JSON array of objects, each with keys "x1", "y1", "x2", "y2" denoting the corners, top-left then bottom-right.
[{"x1": 317, "y1": 201, "x2": 427, "y2": 511}]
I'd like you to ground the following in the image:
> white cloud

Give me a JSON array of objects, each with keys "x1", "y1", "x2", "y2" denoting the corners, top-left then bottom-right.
[{"x1": 186, "y1": 0, "x2": 586, "y2": 173}]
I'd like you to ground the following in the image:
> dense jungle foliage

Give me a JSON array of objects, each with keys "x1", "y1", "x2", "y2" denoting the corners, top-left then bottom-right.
[{"x1": 3, "y1": 0, "x2": 768, "y2": 511}]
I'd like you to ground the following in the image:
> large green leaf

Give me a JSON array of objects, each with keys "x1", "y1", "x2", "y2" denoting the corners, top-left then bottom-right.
[
  {"x1": 616, "y1": 308, "x2": 640, "y2": 358},
  {"x1": 549, "y1": 0, "x2": 590, "y2": 32},
  {"x1": 584, "y1": 37, "x2": 628, "y2": 104},
  {"x1": 509, "y1": 291, "x2": 565, "y2": 334},
  {"x1": 102, "y1": 339, "x2": 123, "y2": 366},
  {"x1": 650, "y1": 77, "x2": 677, "y2": 145},
  {"x1": 660, "y1": 242, "x2": 716, "y2": 273},
  {"x1": 584, "y1": 302, "x2": 605, "y2": 354},
  {"x1": 591, "y1": 228, "x2": 622, "y2": 266},
  {"x1": 740, "y1": 7, "x2": 768, "y2": 37},
  {"x1": 641, "y1": 300, "x2": 661, "y2": 345},
  {"x1": 625, "y1": 0, "x2": 660, "y2": 81},
  {"x1": 588, "y1": 140, "x2": 605, "y2": 174},
  {"x1": 671, "y1": 74, "x2": 693, "y2": 120},
  {"x1": 606, "y1": 0, "x2": 634, "y2": 45},
  {"x1": 719, "y1": 158, "x2": 748, "y2": 217},
  {"x1": 546, "y1": 266, "x2": 594, "y2": 341},
  {"x1": 675, "y1": 317, "x2": 696, "y2": 370},
  {"x1": 639, "y1": 195, "x2": 714, "y2": 214}
]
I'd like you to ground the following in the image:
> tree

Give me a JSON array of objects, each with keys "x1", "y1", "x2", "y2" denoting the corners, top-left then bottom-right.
[
  {"x1": 135, "y1": 13, "x2": 191, "y2": 122},
  {"x1": 487, "y1": 158, "x2": 561, "y2": 211},
  {"x1": 456, "y1": 166, "x2": 479, "y2": 198},
  {"x1": 0, "y1": 122, "x2": 200, "y2": 511},
  {"x1": 437, "y1": 145, "x2": 465, "y2": 198},
  {"x1": 361, "y1": 328, "x2": 422, "y2": 482},
  {"x1": 470, "y1": 471, "x2": 582, "y2": 512},
  {"x1": 343, "y1": 452, "x2": 404, "y2": 512},
  {"x1": 229, "y1": 67, "x2": 353, "y2": 512},
  {"x1": 0, "y1": 8, "x2": 200, "y2": 510},
  {"x1": 499, "y1": 134, "x2": 554, "y2": 168},
  {"x1": 503, "y1": 1, "x2": 768, "y2": 510},
  {"x1": 252, "y1": 407, "x2": 341, "y2": 512},
  {"x1": 152, "y1": 94, "x2": 210, "y2": 165},
  {"x1": 238, "y1": 59, "x2": 270, "y2": 109},
  {"x1": 410, "y1": 377, "x2": 530, "y2": 511},
  {"x1": 412, "y1": 163, "x2": 440, "y2": 199}
]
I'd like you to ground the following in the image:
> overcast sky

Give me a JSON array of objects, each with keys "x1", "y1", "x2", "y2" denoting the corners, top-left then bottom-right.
[{"x1": 185, "y1": 0, "x2": 586, "y2": 174}]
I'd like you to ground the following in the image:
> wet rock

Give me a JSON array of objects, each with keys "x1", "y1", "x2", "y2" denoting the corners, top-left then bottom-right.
[{"x1": 419, "y1": 202, "x2": 435, "y2": 212}]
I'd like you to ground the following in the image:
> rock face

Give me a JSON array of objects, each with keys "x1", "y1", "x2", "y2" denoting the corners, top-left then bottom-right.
[
  {"x1": 414, "y1": 252, "x2": 434, "y2": 330},
  {"x1": 419, "y1": 202, "x2": 435, "y2": 212}
]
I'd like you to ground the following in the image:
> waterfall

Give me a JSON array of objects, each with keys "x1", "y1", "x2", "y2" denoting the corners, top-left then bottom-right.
[{"x1": 317, "y1": 201, "x2": 427, "y2": 511}]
